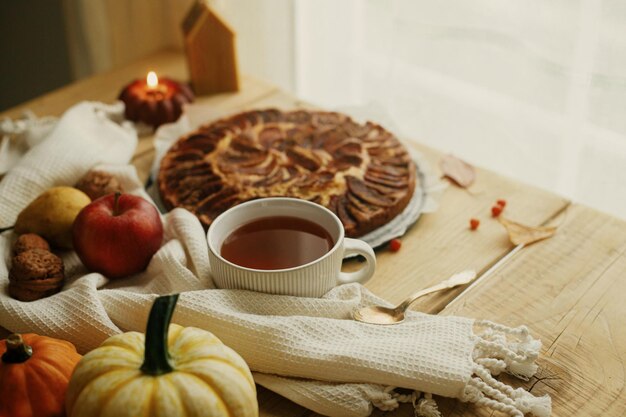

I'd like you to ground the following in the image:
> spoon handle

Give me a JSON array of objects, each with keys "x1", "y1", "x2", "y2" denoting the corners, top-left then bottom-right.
[{"x1": 396, "y1": 270, "x2": 477, "y2": 312}]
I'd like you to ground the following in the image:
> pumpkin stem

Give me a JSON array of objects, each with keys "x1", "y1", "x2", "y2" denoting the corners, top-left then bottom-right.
[
  {"x1": 2, "y1": 334, "x2": 33, "y2": 364},
  {"x1": 140, "y1": 294, "x2": 179, "y2": 376}
]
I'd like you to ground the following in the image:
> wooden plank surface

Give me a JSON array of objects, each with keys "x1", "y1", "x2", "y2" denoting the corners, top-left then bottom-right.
[
  {"x1": 441, "y1": 204, "x2": 626, "y2": 417},
  {"x1": 5, "y1": 49, "x2": 623, "y2": 417}
]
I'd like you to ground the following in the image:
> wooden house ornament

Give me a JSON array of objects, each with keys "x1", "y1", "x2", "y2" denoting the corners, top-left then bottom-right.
[{"x1": 182, "y1": 1, "x2": 239, "y2": 95}]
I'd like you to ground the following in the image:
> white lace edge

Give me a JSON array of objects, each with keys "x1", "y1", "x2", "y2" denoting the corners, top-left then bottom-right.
[{"x1": 367, "y1": 320, "x2": 552, "y2": 417}]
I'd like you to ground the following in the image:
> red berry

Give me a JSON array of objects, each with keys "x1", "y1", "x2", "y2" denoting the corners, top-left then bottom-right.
[
  {"x1": 491, "y1": 205, "x2": 503, "y2": 217},
  {"x1": 496, "y1": 199, "x2": 507, "y2": 207},
  {"x1": 389, "y1": 238, "x2": 402, "y2": 252},
  {"x1": 470, "y1": 218, "x2": 480, "y2": 230}
]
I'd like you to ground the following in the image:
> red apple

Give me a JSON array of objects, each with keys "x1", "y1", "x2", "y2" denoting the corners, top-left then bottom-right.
[{"x1": 73, "y1": 192, "x2": 163, "y2": 279}]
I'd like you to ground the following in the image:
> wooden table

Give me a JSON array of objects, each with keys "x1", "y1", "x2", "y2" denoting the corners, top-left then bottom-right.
[{"x1": 2, "y1": 49, "x2": 625, "y2": 417}]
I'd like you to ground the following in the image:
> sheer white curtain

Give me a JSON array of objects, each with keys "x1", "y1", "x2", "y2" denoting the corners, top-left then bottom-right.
[{"x1": 293, "y1": 0, "x2": 626, "y2": 219}]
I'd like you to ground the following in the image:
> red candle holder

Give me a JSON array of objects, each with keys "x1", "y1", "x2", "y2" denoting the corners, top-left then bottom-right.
[{"x1": 118, "y1": 71, "x2": 194, "y2": 129}]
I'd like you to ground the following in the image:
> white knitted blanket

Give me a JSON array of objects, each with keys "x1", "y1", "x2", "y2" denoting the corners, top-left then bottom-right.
[{"x1": 0, "y1": 103, "x2": 551, "y2": 417}]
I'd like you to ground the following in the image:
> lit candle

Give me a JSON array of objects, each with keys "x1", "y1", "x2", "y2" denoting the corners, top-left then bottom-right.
[
  {"x1": 118, "y1": 71, "x2": 194, "y2": 129},
  {"x1": 146, "y1": 71, "x2": 159, "y2": 89}
]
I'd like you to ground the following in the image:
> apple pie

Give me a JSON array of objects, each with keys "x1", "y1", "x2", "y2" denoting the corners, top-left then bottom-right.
[{"x1": 158, "y1": 109, "x2": 417, "y2": 237}]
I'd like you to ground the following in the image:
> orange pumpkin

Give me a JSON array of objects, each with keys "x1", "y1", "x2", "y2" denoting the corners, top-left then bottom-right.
[{"x1": 0, "y1": 333, "x2": 82, "y2": 417}]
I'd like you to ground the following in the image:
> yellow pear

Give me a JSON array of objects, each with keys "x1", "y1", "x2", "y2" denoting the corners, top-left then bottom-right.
[{"x1": 15, "y1": 187, "x2": 91, "y2": 249}]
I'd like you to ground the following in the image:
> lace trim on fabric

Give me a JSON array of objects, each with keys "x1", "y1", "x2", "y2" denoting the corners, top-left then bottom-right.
[{"x1": 367, "y1": 320, "x2": 551, "y2": 417}]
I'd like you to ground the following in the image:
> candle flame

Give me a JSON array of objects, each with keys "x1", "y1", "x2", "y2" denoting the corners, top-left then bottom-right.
[{"x1": 146, "y1": 71, "x2": 159, "y2": 88}]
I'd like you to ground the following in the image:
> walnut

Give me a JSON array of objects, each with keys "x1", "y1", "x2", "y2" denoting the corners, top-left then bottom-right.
[
  {"x1": 75, "y1": 171, "x2": 123, "y2": 201},
  {"x1": 13, "y1": 233, "x2": 50, "y2": 255},
  {"x1": 9, "y1": 249, "x2": 65, "y2": 302}
]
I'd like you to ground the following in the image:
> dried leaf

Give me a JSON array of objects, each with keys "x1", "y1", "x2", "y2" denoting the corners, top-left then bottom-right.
[
  {"x1": 440, "y1": 154, "x2": 476, "y2": 188},
  {"x1": 498, "y1": 217, "x2": 557, "y2": 246}
]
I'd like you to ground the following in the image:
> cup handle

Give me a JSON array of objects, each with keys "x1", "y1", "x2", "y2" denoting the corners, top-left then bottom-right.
[{"x1": 337, "y1": 238, "x2": 376, "y2": 285}]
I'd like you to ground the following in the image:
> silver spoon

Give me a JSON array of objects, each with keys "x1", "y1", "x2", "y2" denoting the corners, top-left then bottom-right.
[{"x1": 353, "y1": 270, "x2": 477, "y2": 325}]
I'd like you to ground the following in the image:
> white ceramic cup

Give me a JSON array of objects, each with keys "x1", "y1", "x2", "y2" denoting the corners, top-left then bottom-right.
[{"x1": 207, "y1": 197, "x2": 376, "y2": 297}]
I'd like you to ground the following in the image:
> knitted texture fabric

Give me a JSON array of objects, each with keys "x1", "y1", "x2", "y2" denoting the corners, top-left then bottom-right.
[
  {"x1": 0, "y1": 103, "x2": 550, "y2": 417},
  {"x1": 0, "y1": 102, "x2": 137, "y2": 227}
]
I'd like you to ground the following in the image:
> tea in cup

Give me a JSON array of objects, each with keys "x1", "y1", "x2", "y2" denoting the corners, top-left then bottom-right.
[{"x1": 207, "y1": 197, "x2": 376, "y2": 297}]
